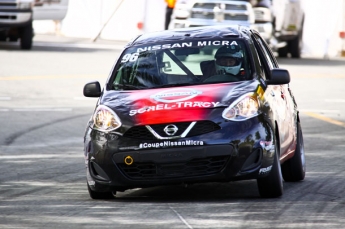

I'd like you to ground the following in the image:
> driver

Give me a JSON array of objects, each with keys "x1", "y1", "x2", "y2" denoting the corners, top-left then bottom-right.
[{"x1": 214, "y1": 45, "x2": 243, "y2": 76}]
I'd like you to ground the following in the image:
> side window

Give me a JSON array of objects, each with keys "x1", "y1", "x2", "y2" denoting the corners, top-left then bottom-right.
[
  {"x1": 161, "y1": 51, "x2": 187, "y2": 75},
  {"x1": 254, "y1": 34, "x2": 278, "y2": 68},
  {"x1": 250, "y1": 39, "x2": 267, "y2": 80},
  {"x1": 251, "y1": 33, "x2": 278, "y2": 80}
]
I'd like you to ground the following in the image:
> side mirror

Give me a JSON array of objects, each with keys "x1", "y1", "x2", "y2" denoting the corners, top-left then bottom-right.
[
  {"x1": 266, "y1": 69, "x2": 290, "y2": 85},
  {"x1": 83, "y1": 81, "x2": 101, "y2": 97}
]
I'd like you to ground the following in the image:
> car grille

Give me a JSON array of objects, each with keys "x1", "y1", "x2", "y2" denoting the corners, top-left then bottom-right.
[
  {"x1": 193, "y1": 3, "x2": 247, "y2": 11},
  {"x1": 191, "y1": 12, "x2": 248, "y2": 21},
  {"x1": 190, "y1": 2, "x2": 249, "y2": 21},
  {"x1": 117, "y1": 155, "x2": 229, "y2": 179},
  {"x1": 225, "y1": 14, "x2": 248, "y2": 21},
  {"x1": 123, "y1": 120, "x2": 221, "y2": 140},
  {"x1": 0, "y1": 1, "x2": 17, "y2": 9}
]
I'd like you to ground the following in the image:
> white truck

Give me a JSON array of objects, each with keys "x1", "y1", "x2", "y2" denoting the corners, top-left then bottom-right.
[
  {"x1": 169, "y1": 0, "x2": 305, "y2": 58},
  {"x1": 0, "y1": 0, "x2": 68, "y2": 50},
  {"x1": 0, "y1": 0, "x2": 34, "y2": 49}
]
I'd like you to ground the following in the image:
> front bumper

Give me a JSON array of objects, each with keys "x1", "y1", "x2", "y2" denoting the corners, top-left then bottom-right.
[
  {"x1": 0, "y1": 9, "x2": 32, "y2": 27},
  {"x1": 84, "y1": 116, "x2": 276, "y2": 192}
]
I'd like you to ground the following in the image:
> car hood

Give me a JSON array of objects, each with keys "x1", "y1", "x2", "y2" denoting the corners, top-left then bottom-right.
[{"x1": 101, "y1": 81, "x2": 259, "y2": 125}]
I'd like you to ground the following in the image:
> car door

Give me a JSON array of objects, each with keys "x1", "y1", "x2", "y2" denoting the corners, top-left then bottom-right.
[
  {"x1": 33, "y1": 0, "x2": 69, "y2": 20},
  {"x1": 251, "y1": 31, "x2": 295, "y2": 159}
]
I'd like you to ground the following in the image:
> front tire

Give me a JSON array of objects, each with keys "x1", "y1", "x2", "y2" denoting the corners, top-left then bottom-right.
[
  {"x1": 87, "y1": 182, "x2": 115, "y2": 200},
  {"x1": 20, "y1": 22, "x2": 33, "y2": 50},
  {"x1": 257, "y1": 136, "x2": 283, "y2": 198},
  {"x1": 282, "y1": 122, "x2": 306, "y2": 181}
]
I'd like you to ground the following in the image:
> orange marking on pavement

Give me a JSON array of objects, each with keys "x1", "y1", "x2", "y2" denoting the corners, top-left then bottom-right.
[
  {"x1": 304, "y1": 112, "x2": 345, "y2": 128},
  {"x1": 290, "y1": 73, "x2": 345, "y2": 78}
]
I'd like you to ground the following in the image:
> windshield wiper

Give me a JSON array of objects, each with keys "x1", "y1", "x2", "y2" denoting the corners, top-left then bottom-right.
[
  {"x1": 113, "y1": 84, "x2": 145, "y2": 90},
  {"x1": 150, "y1": 83, "x2": 197, "y2": 88}
]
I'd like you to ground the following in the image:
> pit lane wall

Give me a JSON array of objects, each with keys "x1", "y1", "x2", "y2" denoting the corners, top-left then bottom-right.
[{"x1": 33, "y1": 0, "x2": 345, "y2": 58}]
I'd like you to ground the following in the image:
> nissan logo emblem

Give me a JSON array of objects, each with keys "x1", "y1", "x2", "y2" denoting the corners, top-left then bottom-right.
[{"x1": 164, "y1": 124, "x2": 178, "y2": 136}]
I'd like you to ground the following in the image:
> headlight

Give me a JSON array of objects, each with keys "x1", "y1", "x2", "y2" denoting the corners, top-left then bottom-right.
[
  {"x1": 18, "y1": 2, "x2": 33, "y2": 9},
  {"x1": 174, "y1": 10, "x2": 189, "y2": 19},
  {"x1": 173, "y1": 23, "x2": 186, "y2": 29},
  {"x1": 93, "y1": 105, "x2": 122, "y2": 132},
  {"x1": 174, "y1": 0, "x2": 190, "y2": 19},
  {"x1": 222, "y1": 93, "x2": 261, "y2": 121}
]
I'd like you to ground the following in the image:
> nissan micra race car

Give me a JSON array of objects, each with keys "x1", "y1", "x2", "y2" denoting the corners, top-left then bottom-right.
[{"x1": 83, "y1": 25, "x2": 306, "y2": 199}]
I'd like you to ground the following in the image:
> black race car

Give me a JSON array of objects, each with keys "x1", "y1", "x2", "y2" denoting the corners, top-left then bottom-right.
[{"x1": 83, "y1": 25, "x2": 306, "y2": 199}]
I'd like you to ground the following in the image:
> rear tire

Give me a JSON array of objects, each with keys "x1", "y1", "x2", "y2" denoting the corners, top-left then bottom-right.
[
  {"x1": 288, "y1": 33, "x2": 302, "y2": 58},
  {"x1": 289, "y1": 19, "x2": 304, "y2": 58},
  {"x1": 278, "y1": 45, "x2": 288, "y2": 58},
  {"x1": 20, "y1": 22, "x2": 33, "y2": 50},
  {"x1": 87, "y1": 183, "x2": 115, "y2": 200},
  {"x1": 282, "y1": 122, "x2": 306, "y2": 181},
  {"x1": 257, "y1": 136, "x2": 283, "y2": 198}
]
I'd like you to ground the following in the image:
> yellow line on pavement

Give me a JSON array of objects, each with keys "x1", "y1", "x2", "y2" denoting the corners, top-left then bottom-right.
[
  {"x1": 303, "y1": 112, "x2": 345, "y2": 128},
  {"x1": 291, "y1": 73, "x2": 345, "y2": 78},
  {"x1": 0, "y1": 75, "x2": 105, "y2": 80}
]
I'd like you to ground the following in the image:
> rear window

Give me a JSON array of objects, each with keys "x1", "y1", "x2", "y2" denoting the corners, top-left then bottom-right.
[{"x1": 111, "y1": 39, "x2": 252, "y2": 90}]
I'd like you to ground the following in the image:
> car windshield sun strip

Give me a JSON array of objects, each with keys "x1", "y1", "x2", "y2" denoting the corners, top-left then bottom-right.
[
  {"x1": 114, "y1": 83, "x2": 145, "y2": 90},
  {"x1": 150, "y1": 83, "x2": 197, "y2": 89}
]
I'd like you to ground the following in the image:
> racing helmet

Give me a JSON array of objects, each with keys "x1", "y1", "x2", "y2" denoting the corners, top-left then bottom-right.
[{"x1": 214, "y1": 45, "x2": 243, "y2": 75}]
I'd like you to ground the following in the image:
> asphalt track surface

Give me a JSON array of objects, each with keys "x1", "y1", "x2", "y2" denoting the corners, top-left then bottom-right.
[{"x1": 0, "y1": 35, "x2": 345, "y2": 228}]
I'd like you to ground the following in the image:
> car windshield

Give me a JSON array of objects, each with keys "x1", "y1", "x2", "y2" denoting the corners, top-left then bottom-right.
[{"x1": 111, "y1": 38, "x2": 252, "y2": 90}]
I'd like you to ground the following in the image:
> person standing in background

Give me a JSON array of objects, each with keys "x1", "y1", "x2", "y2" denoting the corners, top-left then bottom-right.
[{"x1": 165, "y1": 0, "x2": 176, "y2": 30}]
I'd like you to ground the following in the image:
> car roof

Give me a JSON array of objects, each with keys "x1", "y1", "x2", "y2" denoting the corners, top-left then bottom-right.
[{"x1": 126, "y1": 25, "x2": 252, "y2": 48}]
